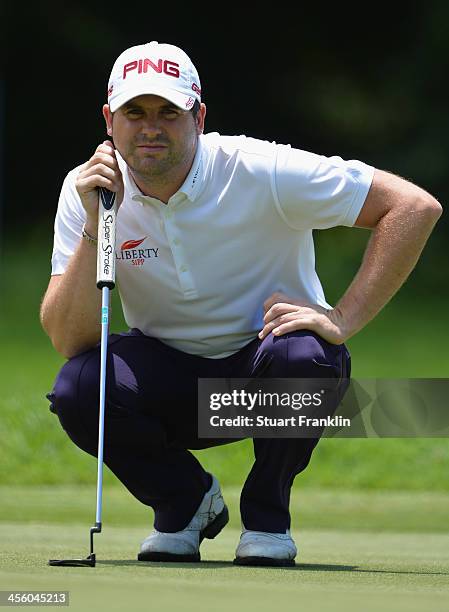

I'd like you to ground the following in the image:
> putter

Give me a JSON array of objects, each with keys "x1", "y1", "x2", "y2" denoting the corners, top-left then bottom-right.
[{"x1": 49, "y1": 187, "x2": 117, "y2": 567}]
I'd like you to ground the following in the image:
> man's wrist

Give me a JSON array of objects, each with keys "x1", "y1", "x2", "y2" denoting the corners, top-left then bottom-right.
[
  {"x1": 83, "y1": 217, "x2": 98, "y2": 237},
  {"x1": 81, "y1": 223, "x2": 98, "y2": 246},
  {"x1": 326, "y1": 305, "x2": 353, "y2": 344}
]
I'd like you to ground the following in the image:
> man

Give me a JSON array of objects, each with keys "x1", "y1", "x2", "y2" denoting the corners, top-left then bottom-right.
[{"x1": 40, "y1": 41, "x2": 442, "y2": 567}]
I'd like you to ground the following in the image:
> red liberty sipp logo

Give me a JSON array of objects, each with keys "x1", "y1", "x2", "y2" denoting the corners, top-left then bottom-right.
[
  {"x1": 121, "y1": 238, "x2": 147, "y2": 250},
  {"x1": 117, "y1": 237, "x2": 159, "y2": 267}
]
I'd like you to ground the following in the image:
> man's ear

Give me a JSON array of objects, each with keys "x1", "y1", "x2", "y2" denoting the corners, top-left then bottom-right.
[
  {"x1": 196, "y1": 103, "x2": 206, "y2": 135},
  {"x1": 103, "y1": 104, "x2": 113, "y2": 136}
]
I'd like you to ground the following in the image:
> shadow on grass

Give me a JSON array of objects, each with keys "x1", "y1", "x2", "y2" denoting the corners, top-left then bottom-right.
[
  {"x1": 297, "y1": 563, "x2": 449, "y2": 576},
  {"x1": 99, "y1": 559, "x2": 354, "y2": 571},
  {"x1": 98, "y1": 560, "x2": 449, "y2": 576},
  {"x1": 99, "y1": 560, "x2": 232, "y2": 569}
]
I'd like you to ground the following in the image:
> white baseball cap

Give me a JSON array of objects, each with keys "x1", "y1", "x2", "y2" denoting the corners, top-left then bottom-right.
[{"x1": 107, "y1": 41, "x2": 201, "y2": 112}]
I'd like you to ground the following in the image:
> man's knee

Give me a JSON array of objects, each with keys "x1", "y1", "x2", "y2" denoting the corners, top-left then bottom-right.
[
  {"x1": 49, "y1": 346, "x2": 169, "y2": 454},
  {"x1": 49, "y1": 350, "x2": 99, "y2": 453},
  {"x1": 254, "y1": 330, "x2": 349, "y2": 378}
]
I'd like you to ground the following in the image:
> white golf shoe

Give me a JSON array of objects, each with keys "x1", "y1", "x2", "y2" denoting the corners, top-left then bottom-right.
[
  {"x1": 138, "y1": 474, "x2": 228, "y2": 562},
  {"x1": 233, "y1": 527, "x2": 297, "y2": 567}
]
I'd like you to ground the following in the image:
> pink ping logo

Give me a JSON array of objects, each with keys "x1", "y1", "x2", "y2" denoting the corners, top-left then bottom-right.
[{"x1": 123, "y1": 59, "x2": 180, "y2": 79}]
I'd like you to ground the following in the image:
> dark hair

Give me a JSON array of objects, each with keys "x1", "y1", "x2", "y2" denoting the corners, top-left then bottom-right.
[{"x1": 191, "y1": 99, "x2": 201, "y2": 118}]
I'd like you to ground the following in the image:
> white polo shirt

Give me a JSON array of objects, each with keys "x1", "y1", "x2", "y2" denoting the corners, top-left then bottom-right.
[{"x1": 52, "y1": 132, "x2": 374, "y2": 358}]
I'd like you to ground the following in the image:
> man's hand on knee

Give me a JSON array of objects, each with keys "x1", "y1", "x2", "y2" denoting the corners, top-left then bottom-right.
[{"x1": 259, "y1": 292, "x2": 348, "y2": 345}]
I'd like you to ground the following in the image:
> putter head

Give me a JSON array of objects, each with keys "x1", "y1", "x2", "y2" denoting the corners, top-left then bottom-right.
[{"x1": 48, "y1": 554, "x2": 95, "y2": 567}]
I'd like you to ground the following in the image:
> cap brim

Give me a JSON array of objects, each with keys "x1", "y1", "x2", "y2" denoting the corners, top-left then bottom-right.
[{"x1": 109, "y1": 84, "x2": 196, "y2": 112}]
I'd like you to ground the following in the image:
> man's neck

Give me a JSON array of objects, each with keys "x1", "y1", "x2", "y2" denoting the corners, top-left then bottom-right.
[
  {"x1": 130, "y1": 171, "x2": 186, "y2": 204},
  {"x1": 129, "y1": 142, "x2": 198, "y2": 204}
]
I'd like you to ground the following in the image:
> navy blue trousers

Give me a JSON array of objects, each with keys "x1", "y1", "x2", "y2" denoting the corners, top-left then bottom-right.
[{"x1": 48, "y1": 329, "x2": 350, "y2": 533}]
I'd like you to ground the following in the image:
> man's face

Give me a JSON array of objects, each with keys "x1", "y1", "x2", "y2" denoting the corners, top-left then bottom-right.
[{"x1": 103, "y1": 94, "x2": 205, "y2": 183}]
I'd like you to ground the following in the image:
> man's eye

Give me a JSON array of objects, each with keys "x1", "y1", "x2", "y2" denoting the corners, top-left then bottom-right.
[
  {"x1": 162, "y1": 109, "x2": 179, "y2": 118},
  {"x1": 126, "y1": 109, "x2": 142, "y2": 117}
]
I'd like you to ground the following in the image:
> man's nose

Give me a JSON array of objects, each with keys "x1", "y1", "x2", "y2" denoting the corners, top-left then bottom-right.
[
  {"x1": 140, "y1": 116, "x2": 163, "y2": 137},
  {"x1": 141, "y1": 126, "x2": 162, "y2": 138}
]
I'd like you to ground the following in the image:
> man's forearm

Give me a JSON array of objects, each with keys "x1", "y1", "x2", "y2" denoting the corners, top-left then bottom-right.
[
  {"x1": 40, "y1": 237, "x2": 102, "y2": 359},
  {"x1": 260, "y1": 170, "x2": 442, "y2": 346},
  {"x1": 334, "y1": 200, "x2": 442, "y2": 340}
]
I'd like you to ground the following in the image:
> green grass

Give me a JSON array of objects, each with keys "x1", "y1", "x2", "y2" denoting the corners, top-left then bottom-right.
[
  {"x1": 1, "y1": 486, "x2": 449, "y2": 612},
  {"x1": 2, "y1": 527, "x2": 449, "y2": 612},
  {"x1": 0, "y1": 230, "x2": 448, "y2": 489},
  {"x1": 1, "y1": 230, "x2": 449, "y2": 611},
  {"x1": 1, "y1": 485, "x2": 449, "y2": 533}
]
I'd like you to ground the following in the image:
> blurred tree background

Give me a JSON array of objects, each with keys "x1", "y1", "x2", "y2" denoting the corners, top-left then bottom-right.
[
  {"x1": 3, "y1": 2, "x2": 448, "y2": 236},
  {"x1": 0, "y1": 1, "x2": 447, "y2": 488}
]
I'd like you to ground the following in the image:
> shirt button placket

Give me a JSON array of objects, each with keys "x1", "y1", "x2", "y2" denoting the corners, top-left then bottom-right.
[{"x1": 163, "y1": 208, "x2": 195, "y2": 295}]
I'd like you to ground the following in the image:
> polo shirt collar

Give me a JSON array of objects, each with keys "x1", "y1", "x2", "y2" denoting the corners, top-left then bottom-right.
[
  {"x1": 178, "y1": 134, "x2": 207, "y2": 202},
  {"x1": 115, "y1": 151, "x2": 142, "y2": 202}
]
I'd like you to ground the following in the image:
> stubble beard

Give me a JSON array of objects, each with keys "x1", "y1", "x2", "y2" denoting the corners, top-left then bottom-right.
[{"x1": 125, "y1": 134, "x2": 197, "y2": 190}]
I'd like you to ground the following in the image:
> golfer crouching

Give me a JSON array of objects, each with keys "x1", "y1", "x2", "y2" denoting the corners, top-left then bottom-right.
[{"x1": 40, "y1": 41, "x2": 442, "y2": 566}]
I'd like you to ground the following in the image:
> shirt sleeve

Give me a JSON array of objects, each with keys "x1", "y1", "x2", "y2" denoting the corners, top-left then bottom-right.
[
  {"x1": 271, "y1": 144, "x2": 375, "y2": 230},
  {"x1": 51, "y1": 167, "x2": 86, "y2": 275}
]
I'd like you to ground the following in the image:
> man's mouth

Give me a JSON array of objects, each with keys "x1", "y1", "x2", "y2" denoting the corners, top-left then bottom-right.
[{"x1": 136, "y1": 143, "x2": 168, "y2": 152}]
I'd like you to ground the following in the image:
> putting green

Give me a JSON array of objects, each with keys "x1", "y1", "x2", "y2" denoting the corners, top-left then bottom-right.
[
  {"x1": 1, "y1": 487, "x2": 449, "y2": 612},
  {"x1": 1, "y1": 525, "x2": 449, "y2": 612}
]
